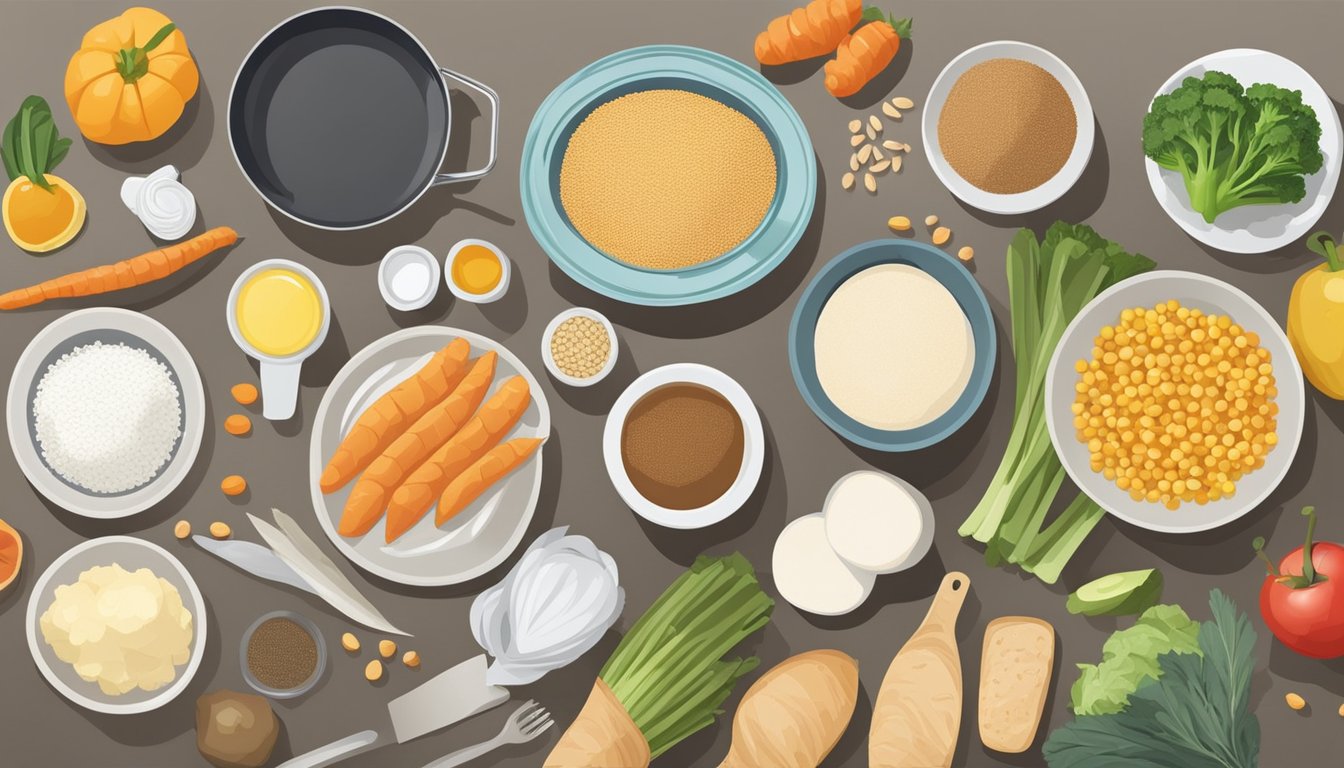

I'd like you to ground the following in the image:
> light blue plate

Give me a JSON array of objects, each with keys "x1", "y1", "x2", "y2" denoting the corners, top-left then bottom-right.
[
  {"x1": 520, "y1": 45, "x2": 816, "y2": 306},
  {"x1": 789, "y1": 240, "x2": 997, "y2": 452}
]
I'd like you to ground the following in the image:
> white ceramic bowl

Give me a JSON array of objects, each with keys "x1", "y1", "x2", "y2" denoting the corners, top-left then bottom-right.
[
  {"x1": 603, "y1": 364, "x2": 765, "y2": 529},
  {"x1": 1143, "y1": 49, "x2": 1343, "y2": 254},
  {"x1": 26, "y1": 536, "x2": 208, "y2": 714},
  {"x1": 445, "y1": 238, "x2": 511, "y2": 304},
  {"x1": 923, "y1": 41, "x2": 1094, "y2": 214},
  {"x1": 379, "y1": 245, "x2": 440, "y2": 311},
  {"x1": 1046, "y1": 271, "x2": 1305, "y2": 534},
  {"x1": 6, "y1": 308, "x2": 205, "y2": 519},
  {"x1": 541, "y1": 308, "x2": 619, "y2": 387}
]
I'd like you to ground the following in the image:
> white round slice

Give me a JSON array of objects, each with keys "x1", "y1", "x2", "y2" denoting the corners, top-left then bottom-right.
[
  {"x1": 823, "y1": 470, "x2": 934, "y2": 574},
  {"x1": 772, "y1": 513, "x2": 875, "y2": 616}
]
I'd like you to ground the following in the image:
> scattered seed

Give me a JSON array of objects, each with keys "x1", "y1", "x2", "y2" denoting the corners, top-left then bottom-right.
[
  {"x1": 868, "y1": 115, "x2": 882, "y2": 133},
  {"x1": 866, "y1": 125, "x2": 876, "y2": 141},
  {"x1": 850, "y1": 134, "x2": 865, "y2": 147},
  {"x1": 871, "y1": 159, "x2": 891, "y2": 173},
  {"x1": 402, "y1": 650, "x2": 421, "y2": 669},
  {"x1": 932, "y1": 226, "x2": 952, "y2": 245},
  {"x1": 892, "y1": 96, "x2": 915, "y2": 109},
  {"x1": 209, "y1": 521, "x2": 231, "y2": 539},
  {"x1": 848, "y1": 119, "x2": 862, "y2": 134},
  {"x1": 925, "y1": 214, "x2": 939, "y2": 227},
  {"x1": 891, "y1": 155, "x2": 903, "y2": 173},
  {"x1": 858, "y1": 144, "x2": 873, "y2": 164},
  {"x1": 379, "y1": 639, "x2": 397, "y2": 659},
  {"x1": 903, "y1": 143, "x2": 913, "y2": 152},
  {"x1": 341, "y1": 632, "x2": 361, "y2": 652},
  {"x1": 872, "y1": 147, "x2": 884, "y2": 162},
  {"x1": 1286, "y1": 692, "x2": 1306, "y2": 710},
  {"x1": 883, "y1": 103, "x2": 902, "y2": 120},
  {"x1": 958, "y1": 246, "x2": 975, "y2": 261},
  {"x1": 173, "y1": 520, "x2": 191, "y2": 539},
  {"x1": 224, "y1": 414, "x2": 252, "y2": 436},
  {"x1": 1338, "y1": 702, "x2": 1344, "y2": 717},
  {"x1": 888, "y1": 216, "x2": 912, "y2": 232},
  {"x1": 864, "y1": 173, "x2": 877, "y2": 192},
  {"x1": 850, "y1": 154, "x2": 860, "y2": 172},
  {"x1": 230, "y1": 383, "x2": 259, "y2": 406},
  {"x1": 883, "y1": 139, "x2": 902, "y2": 151},
  {"x1": 221, "y1": 475, "x2": 247, "y2": 497},
  {"x1": 842, "y1": 172, "x2": 855, "y2": 190},
  {"x1": 365, "y1": 660, "x2": 383, "y2": 682}
]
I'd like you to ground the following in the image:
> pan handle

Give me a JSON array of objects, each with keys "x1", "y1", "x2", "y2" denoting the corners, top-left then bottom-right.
[{"x1": 433, "y1": 67, "x2": 499, "y2": 185}]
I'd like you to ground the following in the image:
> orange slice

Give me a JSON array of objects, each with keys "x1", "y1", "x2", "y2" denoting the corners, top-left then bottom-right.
[
  {"x1": 0, "y1": 519, "x2": 21, "y2": 593},
  {"x1": 3, "y1": 174, "x2": 87, "y2": 253}
]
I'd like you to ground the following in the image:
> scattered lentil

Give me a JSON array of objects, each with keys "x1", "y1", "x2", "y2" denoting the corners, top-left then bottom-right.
[
  {"x1": 890, "y1": 156, "x2": 903, "y2": 173},
  {"x1": 883, "y1": 140, "x2": 902, "y2": 151},
  {"x1": 872, "y1": 147, "x2": 884, "y2": 162},
  {"x1": 849, "y1": 154, "x2": 860, "y2": 172},
  {"x1": 379, "y1": 639, "x2": 397, "y2": 659},
  {"x1": 402, "y1": 650, "x2": 420, "y2": 668},
  {"x1": 864, "y1": 173, "x2": 877, "y2": 192},
  {"x1": 364, "y1": 660, "x2": 382, "y2": 682},
  {"x1": 866, "y1": 125, "x2": 877, "y2": 141},
  {"x1": 850, "y1": 134, "x2": 866, "y2": 147},
  {"x1": 1286, "y1": 692, "x2": 1306, "y2": 711},
  {"x1": 231, "y1": 383, "x2": 259, "y2": 406},
  {"x1": 842, "y1": 172, "x2": 855, "y2": 190},
  {"x1": 882, "y1": 103, "x2": 902, "y2": 120},
  {"x1": 246, "y1": 616, "x2": 318, "y2": 691},
  {"x1": 938, "y1": 58, "x2": 1076, "y2": 194},
  {"x1": 224, "y1": 414, "x2": 252, "y2": 436},
  {"x1": 550, "y1": 315, "x2": 611, "y2": 380},
  {"x1": 888, "y1": 216, "x2": 912, "y2": 232},
  {"x1": 341, "y1": 632, "x2": 360, "y2": 652},
  {"x1": 858, "y1": 144, "x2": 873, "y2": 164},
  {"x1": 559, "y1": 90, "x2": 776, "y2": 270},
  {"x1": 868, "y1": 115, "x2": 882, "y2": 133},
  {"x1": 1072, "y1": 301, "x2": 1279, "y2": 509},
  {"x1": 221, "y1": 475, "x2": 247, "y2": 496},
  {"x1": 932, "y1": 226, "x2": 952, "y2": 246},
  {"x1": 871, "y1": 159, "x2": 891, "y2": 173},
  {"x1": 173, "y1": 520, "x2": 191, "y2": 539},
  {"x1": 958, "y1": 246, "x2": 975, "y2": 262},
  {"x1": 925, "y1": 214, "x2": 939, "y2": 227},
  {"x1": 848, "y1": 119, "x2": 862, "y2": 133},
  {"x1": 209, "y1": 521, "x2": 231, "y2": 539},
  {"x1": 892, "y1": 96, "x2": 915, "y2": 109}
]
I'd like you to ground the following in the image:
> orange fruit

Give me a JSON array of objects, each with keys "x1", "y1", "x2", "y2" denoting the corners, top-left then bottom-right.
[
  {"x1": 2, "y1": 175, "x2": 86, "y2": 252},
  {"x1": 0, "y1": 519, "x2": 21, "y2": 593}
]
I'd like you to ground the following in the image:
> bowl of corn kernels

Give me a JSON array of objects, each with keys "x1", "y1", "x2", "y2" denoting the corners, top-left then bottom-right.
[
  {"x1": 1045, "y1": 271, "x2": 1305, "y2": 534},
  {"x1": 542, "y1": 308, "x2": 619, "y2": 387}
]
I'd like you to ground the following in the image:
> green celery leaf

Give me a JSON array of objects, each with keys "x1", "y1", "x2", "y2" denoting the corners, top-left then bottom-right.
[{"x1": 1070, "y1": 604, "x2": 1200, "y2": 715}]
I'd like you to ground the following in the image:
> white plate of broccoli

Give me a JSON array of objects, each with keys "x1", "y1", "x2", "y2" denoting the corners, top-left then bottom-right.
[{"x1": 1144, "y1": 49, "x2": 1342, "y2": 254}]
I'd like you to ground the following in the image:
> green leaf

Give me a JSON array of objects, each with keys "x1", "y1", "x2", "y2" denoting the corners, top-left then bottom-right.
[
  {"x1": 1, "y1": 113, "x2": 19, "y2": 182},
  {"x1": 1069, "y1": 603, "x2": 1200, "y2": 715},
  {"x1": 1, "y1": 95, "x2": 70, "y2": 190}
]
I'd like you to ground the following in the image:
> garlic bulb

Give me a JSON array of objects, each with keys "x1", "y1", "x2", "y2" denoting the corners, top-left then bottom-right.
[
  {"x1": 470, "y1": 527, "x2": 623, "y2": 686},
  {"x1": 121, "y1": 165, "x2": 196, "y2": 240}
]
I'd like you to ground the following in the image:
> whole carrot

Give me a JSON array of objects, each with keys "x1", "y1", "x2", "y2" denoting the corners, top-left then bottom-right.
[
  {"x1": 754, "y1": 0, "x2": 862, "y2": 66},
  {"x1": 436, "y1": 437, "x2": 542, "y2": 525},
  {"x1": 824, "y1": 12, "x2": 911, "y2": 97},
  {"x1": 0, "y1": 226, "x2": 237, "y2": 310}
]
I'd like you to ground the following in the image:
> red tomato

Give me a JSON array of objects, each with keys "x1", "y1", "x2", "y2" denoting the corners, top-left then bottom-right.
[{"x1": 1259, "y1": 532, "x2": 1344, "y2": 659}]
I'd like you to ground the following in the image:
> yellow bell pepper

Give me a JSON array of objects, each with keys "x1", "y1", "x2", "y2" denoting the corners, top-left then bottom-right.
[{"x1": 1288, "y1": 232, "x2": 1344, "y2": 399}]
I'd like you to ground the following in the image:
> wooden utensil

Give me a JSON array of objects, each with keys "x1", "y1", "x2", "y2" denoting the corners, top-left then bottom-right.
[{"x1": 869, "y1": 571, "x2": 970, "y2": 768}]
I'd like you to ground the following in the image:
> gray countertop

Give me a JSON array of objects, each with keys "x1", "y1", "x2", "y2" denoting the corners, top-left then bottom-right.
[{"x1": 1, "y1": 1, "x2": 1341, "y2": 766}]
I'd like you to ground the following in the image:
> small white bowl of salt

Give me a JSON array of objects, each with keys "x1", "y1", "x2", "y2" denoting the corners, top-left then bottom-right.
[{"x1": 379, "y1": 245, "x2": 440, "y2": 311}]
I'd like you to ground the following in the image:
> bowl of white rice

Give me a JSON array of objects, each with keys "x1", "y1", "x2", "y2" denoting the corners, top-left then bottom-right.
[{"x1": 7, "y1": 308, "x2": 205, "y2": 518}]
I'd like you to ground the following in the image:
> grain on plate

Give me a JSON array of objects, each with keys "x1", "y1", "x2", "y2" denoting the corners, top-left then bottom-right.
[
  {"x1": 559, "y1": 89, "x2": 776, "y2": 271},
  {"x1": 33, "y1": 341, "x2": 181, "y2": 493},
  {"x1": 1071, "y1": 300, "x2": 1278, "y2": 509}
]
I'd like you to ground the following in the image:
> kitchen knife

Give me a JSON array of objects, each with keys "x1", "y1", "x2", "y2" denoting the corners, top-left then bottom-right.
[{"x1": 277, "y1": 654, "x2": 510, "y2": 768}]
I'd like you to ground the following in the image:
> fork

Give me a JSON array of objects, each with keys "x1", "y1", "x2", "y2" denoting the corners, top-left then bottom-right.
[{"x1": 419, "y1": 700, "x2": 554, "y2": 768}]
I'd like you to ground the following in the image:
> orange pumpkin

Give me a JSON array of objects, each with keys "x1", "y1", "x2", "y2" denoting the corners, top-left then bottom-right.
[{"x1": 64, "y1": 7, "x2": 198, "y2": 145}]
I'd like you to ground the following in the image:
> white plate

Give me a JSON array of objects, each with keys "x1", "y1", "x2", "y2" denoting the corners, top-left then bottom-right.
[
  {"x1": 603, "y1": 363, "x2": 765, "y2": 529},
  {"x1": 1144, "y1": 49, "x2": 1343, "y2": 254},
  {"x1": 310, "y1": 327, "x2": 551, "y2": 586},
  {"x1": 6, "y1": 308, "x2": 205, "y2": 518},
  {"x1": 922, "y1": 41, "x2": 1094, "y2": 214},
  {"x1": 26, "y1": 536, "x2": 208, "y2": 715},
  {"x1": 1046, "y1": 271, "x2": 1305, "y2": 534}
]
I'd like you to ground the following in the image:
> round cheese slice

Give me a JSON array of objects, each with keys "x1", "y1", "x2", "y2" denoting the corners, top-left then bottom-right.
[{"x1": 773, "y1": 513, "x2": 875, "y2": 616}]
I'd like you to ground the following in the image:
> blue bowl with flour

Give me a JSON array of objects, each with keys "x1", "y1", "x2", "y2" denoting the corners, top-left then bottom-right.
[{"x1": 789, "y1": 240, "x2": 997, "y2": 452}]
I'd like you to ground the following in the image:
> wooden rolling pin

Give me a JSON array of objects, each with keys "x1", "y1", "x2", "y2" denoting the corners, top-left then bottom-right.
[{"x1": 869, "y1": 571, "x2": 970, "y2": 768}]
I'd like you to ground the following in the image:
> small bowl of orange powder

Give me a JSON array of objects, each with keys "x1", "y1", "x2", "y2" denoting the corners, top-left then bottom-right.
[{"x1": 446, "y1": 239, "x2": 510, "y2": 304}]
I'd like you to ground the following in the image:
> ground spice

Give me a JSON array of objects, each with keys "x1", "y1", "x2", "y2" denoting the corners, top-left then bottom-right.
[
  {"x1": 550, "y1": 316, "x2": 610, "y2": 379},
  {"x1": 560, "y1": 89, "x2": 777, "y2": 270},
  {"x1": 620, "y1": 383, "x2": 744, "y2": 510},
  {"x1": 938, "y1": 58, "x2": 1076, "y2": 194},
  {"x1": 247, "y1": 617, "x2": 318, "y2": 691}
]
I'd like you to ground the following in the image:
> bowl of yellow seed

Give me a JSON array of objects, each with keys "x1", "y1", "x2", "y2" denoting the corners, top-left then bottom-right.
[
  {"x1": 1046, "y1": 271, "x2": 1304, "y2": 534},
  {"x1": 543, "y1": 308, "x2": 618, "y2": 387}
]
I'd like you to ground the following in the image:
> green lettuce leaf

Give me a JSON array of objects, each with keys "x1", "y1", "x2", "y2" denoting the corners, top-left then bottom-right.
[{"x1": 1070, "y1": 603, "x2": 1201, "y2": 715}]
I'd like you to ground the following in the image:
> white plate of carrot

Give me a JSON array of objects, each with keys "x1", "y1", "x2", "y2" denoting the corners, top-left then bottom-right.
[{"x1": 309, "y1": 326, "x2": 551, "y2": 586}]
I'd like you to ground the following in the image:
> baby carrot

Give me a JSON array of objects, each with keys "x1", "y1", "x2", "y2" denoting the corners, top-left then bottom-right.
[
  {"x1": 824, "y1": 12, "x2": 911, "y2": 97},
  {"x1": 436, "y1": 438, "x2": 542, "y2": 525},
  {"x1": 754, "y1": 0, "x2": 862, "y2": 66}
]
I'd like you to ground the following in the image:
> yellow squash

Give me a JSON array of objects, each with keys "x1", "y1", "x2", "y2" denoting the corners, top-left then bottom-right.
[
  {"x1": 1287, "y1": 232, "x2": 1344, "y2": 399},
  {"x1": 64, "y1": 7, "x2": 198, "y2": 145}
]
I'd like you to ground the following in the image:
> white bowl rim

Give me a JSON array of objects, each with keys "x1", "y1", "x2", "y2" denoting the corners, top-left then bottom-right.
[
  {"x1": 541, "y1": 307, "x2": 620, "y2": 387},
  {"x1": 445, "y1": 238, "x2": 511, "y2": 304},
  {"x1": 922, "y1": 40, "x2": 1095, "y2": 214},
  {"x1": 379, "y1": 245, "x2": 440, "y2": 311},
  {"x1": 1045, "y1": 270, "x2": 1305, "y2": 534},
  {"x1": 5, "y1": 307, "x2": 206, "y2": 519},
  {"x1": 25, "y1": 535, "x2": 208, "y2": 714},
  {"x1": 1141, "y1": 48, "x2": 1344, "y2": 254},
  {"x1": 603, "y1": 363, "x2": 765, "y2": 529}
]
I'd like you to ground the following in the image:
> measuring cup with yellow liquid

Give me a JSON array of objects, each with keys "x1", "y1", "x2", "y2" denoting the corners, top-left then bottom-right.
[{"x1": 227, "y1": 259, "x2": 330, "y2": 420}]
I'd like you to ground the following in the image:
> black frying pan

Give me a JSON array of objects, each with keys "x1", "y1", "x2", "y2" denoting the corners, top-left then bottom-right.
[{"x1": 228, "y1": 7, "x2": 497, "y2": 230}]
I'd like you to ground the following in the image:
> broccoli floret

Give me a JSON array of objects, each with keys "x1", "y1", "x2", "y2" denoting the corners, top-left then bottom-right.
[{"x1": 1142, "y1": 70, "x2": 1324, "y2": 223}]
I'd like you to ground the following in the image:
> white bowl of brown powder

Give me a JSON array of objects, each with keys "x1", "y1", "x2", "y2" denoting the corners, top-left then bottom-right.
[{"x1": 922, "y1": 41, "x2": 1094, "y2": 214}]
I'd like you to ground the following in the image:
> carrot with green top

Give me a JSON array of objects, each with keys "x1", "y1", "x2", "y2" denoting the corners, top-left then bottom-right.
[
  {"x1": 0, "y1": 226, "x2": 237, "y2": 309},
  {"x1": 824, "y1": 11, "x2": 911, "y2": 97}
]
